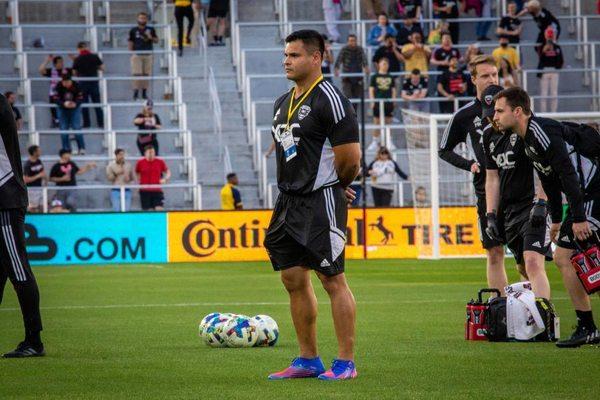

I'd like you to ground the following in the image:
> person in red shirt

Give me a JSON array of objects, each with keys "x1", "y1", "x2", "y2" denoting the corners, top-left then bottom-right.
[{"x1": 135, "y1": 145, "x2": 170, "y2": 211}]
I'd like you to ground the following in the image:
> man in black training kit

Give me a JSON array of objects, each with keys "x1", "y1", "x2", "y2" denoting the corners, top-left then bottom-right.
[
  {"x1": 0, "y1": 93, "x2": 45, "y2": 357},
  {"x1": 493, "y1": 86, "x2": 600, "y2": 347},
  {"x1": 265, "y1": 30, "x2": 361, "y2": 381},
  {"x1": 438, "y1": 55, "x2": 507, "y2": 294},
  {"x1": 481, "y1": 84, "x2": 552, "y2": 303}
]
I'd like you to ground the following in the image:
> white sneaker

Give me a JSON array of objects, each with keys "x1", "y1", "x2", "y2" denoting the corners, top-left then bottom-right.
[
  {"x1": 71, "y1": 149, "x2": 79, "y2": 155},
  {"x1": 367, "y1": 141, "x2": 380, "y2": 151}
]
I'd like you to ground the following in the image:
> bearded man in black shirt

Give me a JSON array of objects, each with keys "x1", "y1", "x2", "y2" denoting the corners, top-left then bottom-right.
[
  {"x1": 0, "y1": 93, "x2": 45, "y2": 358},
  {"x1": 265, "y1": 30, "x2": 361, "y2": 381}
]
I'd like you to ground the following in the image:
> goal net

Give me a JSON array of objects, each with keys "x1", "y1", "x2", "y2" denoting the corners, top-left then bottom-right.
[{"x1": 401, "y1": 109, "x2": 600, "y2": 259}]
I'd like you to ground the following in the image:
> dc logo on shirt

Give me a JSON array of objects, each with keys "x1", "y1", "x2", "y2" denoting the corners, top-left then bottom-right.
[
  {"x1": 272, "y1": 123, "x2": 301, "y2": 143},
  {"x1": 298, "y1": 105, "x2": 311, "y2": 120},
  {"x1": 510, "y1": 134, "x2": 518, "y2": 147}
]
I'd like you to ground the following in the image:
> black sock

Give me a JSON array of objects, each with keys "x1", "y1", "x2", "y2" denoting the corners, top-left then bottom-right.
[
  {"x1": 218, "y1": 36, "x2": 223, "y2": 43},
  {"x1": 142, "y1": 89, "x2": 147, "y2": 99},
  {"x1": 576, "y1": 310, "x2": 597, "y2": 330},
  {"x1": 213, "y1": 35, "x2": 218, "y2": 42},
  {"x1": 133, "y1": 89, "x2": 139, "y2": 99},
  {"x1": 25, "y1": 330, "x2": 42, "y2": 347}
]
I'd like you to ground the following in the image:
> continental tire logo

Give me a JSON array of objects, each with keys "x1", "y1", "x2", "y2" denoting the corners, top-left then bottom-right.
[{"x1": 182, "y1": 219, "x2": 264, "y2": 258}]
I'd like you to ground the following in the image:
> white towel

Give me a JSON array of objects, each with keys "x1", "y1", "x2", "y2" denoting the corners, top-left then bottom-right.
[{"x1": 505, "y1": 282, "x2": 545, "y2": 340}]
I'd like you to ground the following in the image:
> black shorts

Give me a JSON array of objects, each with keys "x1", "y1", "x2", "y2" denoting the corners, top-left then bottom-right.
[
  {"x1": 556, "y1": 197, "x2": 600, "y2": 249},
  {"x1": 476, "y1": 194, "x2": 503, "y2": 250},
  {"x1": 208, "y1": 3, "x2": 229, "y2": 18},
  {"x1": 140, "y1": 191, "x2": 164, "y2": 210},
  {"x1": 264, "y1": 185, "x2": 347, "y2": 276},
  {"x1": 373, "y1": 102, "x2": 394, "y2": 118},
  {"x1": 503, "y1": 202, "x2": 551, "y2": 265}
]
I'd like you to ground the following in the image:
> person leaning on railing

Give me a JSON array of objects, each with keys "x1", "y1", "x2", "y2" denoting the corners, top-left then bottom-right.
[{"x1": 106, "y1": 148, "x2": 136, "y2": 212}]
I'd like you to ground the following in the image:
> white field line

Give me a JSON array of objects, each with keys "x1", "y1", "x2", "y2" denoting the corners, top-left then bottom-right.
[{"x1": 0, "y1": 297, "x2": 570, "y2": 312}]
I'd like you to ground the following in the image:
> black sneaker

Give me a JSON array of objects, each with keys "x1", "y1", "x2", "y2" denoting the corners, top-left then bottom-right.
[
  {"x1": 556, "y1": 326, "x2": 600, "y2": 348},
  {"x1": 3, "y1": 342, "x2": 45, "y2": 358}
]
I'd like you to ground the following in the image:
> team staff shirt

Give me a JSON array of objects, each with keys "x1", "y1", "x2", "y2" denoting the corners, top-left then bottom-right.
[
  {"x1": 483, "y1": 125, "x2": 535, "y2": 208},
  {"x1": 272, "y1": 79, "x2": 359, "y2": 195},
  {"x1": 522, "y1": 116, "x2": 598, "y2": 223},
  {"x1": 0, "y1": 94, "x2": 28, "y2": 209},
  {"x1": 220, "y1": 183, "x2": 242, "y2": 210},
  {"x1": 438, "y1": 99, "x2": 486, "y2": 196},
  {"x1": 23, "y1": 159, "x2": 44, "y2": 187}
]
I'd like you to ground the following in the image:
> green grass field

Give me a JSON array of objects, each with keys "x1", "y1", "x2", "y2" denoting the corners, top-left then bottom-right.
[{"x1": 0, "y1": 259, "x2": 599, "y2": 400}]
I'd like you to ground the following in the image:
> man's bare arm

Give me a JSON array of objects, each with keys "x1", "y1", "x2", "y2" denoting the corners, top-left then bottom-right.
[{"x1": 333, "y1": 142, "x2": 361, "y2": 187}]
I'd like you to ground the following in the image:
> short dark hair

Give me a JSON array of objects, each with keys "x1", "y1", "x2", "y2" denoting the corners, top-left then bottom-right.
[
  {"x1": 114, "y1": 148, "x2": 124, "y2": 156},
  {"x1": 4, "y1": 91, "x2": 14, "y2": 98},
  {"x1": 59, "y1": 149, "x2": 71, "y2": 157},
  {"x1": 137, "y1": 12, "x2": 148, "y2": 18},
  {"x1": 143, "y1": 144, "x2": 155, "y2": 152},
  {"x1": 348, "y1": 33, "x2": 357, "y2": 39},
  {"x1": 28, "y1": 145, "x2": 39, "y2": 156},
  {"x1": 377, "y1": 12, "x2": 388, "y2": 19},
  {"x1": 285, "y1": 30, "x2": 325, "y2": 57},
  {"x1": 494, "y1": 87, "x2": 532, "y2": 115},
  {"x1": 441, "y1": 31, "x2": 452, "y2": 40},
  {"x1": 226, "y1": 173, "x2": 237, "y2": 180},
  {"x1": 53, "y1": 56, "x2": 63, "y2": 65},
  {"x1": 77, "y1": 41, "x2": 88, "y2": 49},
  {"x1": 411, "y1": 68, "x2": 421, "y2": 75}
]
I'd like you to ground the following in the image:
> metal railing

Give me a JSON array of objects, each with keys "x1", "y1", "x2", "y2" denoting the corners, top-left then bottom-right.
[{"x1": 207, "y1": 66, "x2": 223, "y2": 162}]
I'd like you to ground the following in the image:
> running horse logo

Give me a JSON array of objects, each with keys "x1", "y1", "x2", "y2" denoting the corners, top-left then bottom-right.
[{"x1": 369, "y1": 216, "x2": 394, "y2": 245}]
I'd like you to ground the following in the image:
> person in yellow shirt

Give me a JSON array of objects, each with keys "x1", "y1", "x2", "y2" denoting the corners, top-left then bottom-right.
[
  {"x1": 174, "y1": 0, "x2": 197, "y2": 56},
  {"x1": 492, "y1": 35, "x2": 520, "y2": 70},
  {"x1": 220, "y1": 173, "x2": 243, "y2": 210},
  {"x1": 401, "y1": 32, "x2": 431, "y2": 77}
]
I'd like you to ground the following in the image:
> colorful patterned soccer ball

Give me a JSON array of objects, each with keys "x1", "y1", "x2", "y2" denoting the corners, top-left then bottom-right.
[
  {"x1": 201, "y1": 314, "x2": 232, "y2": 347},
  {"x1": 199, "y1": 312, "x2": 221, "y2": 336},
  {"x1": 222, "y1": 316, "x2": 258, "y2": 348},
  {"x1": 252, "y1": 315, "x2": 279, "y2": 347}
]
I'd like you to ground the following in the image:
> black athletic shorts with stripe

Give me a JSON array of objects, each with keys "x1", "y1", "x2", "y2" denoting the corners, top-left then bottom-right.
[
  {"x1": 557, "y1": 197, "x2": 600, "y2": 249},
  {"x1": 264, "y1": 185, "x2": 347, "y2": 276},
  {"x1": 502, "y1": 201, "x2": 551, "y2": 265},
  {"x1": 0, "y1": 208, "x2": 35, "y2": 284}
]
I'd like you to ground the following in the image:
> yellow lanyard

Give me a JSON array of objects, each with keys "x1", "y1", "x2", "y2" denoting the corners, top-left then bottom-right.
[{"x1": 286, "y1": 75, "x2": 323, "y2": 129}]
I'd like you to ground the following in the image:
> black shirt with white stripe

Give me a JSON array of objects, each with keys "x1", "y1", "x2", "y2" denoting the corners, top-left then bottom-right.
[
  {"x1": 271, "y1": 80, "x2": 359, "y2": 195},
  {"x1": 0, "y1": 94, "x2": 28, "y2": 209},
  {"x1": 522, "y1": 115, "x2": 600, "y2": 223},
  {"x1": 438, "y1": 99, "x2": 486, "y2": 196}
]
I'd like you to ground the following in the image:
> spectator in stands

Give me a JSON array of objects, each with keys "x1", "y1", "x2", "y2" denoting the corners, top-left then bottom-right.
[
  {"x1": 207, "y1": 0, "x2": 229, "y2": 46},
  {"x1": 368, "y1": 146, "x2": 408, "y2": 207},
  {"x1": 395, "y1": 16, "x2": 423, "y2": 46},
  {"x1": 427, "y1": 19, "x2": 448, "y2": 45},
  {"x1": 72, "y1": 41, "x2": 104, "y2": 130},
  {"x1": 413, "y1": 185, "x2": 428, "y2": 207},
  {"x1": 128, "y1": 12, "x2": 159, "y2": 100},
  {"x1": 49, "y1": 198, "x2": 69, "y2": 213},
  {"x1": 460, "y1": 43, "x2": 482, "y2": 96},
  {"x1": 519, "y1": 0, "x2": 560, "y2": 50},
  {"x1": 475, "y1": 0, "x2": 493, "y2": 41},
  {"x1": 135, "y1": 145, "x2": 170, "y2": 211},
  {"x1": 134, "y1": 100, "x2": 162, "y2": 156},
  {"x1": 321, "y1": 34, "x2": 335, "y2": 81},
  {"x1": 387, "y1": 0, "x2": 422, "y2": 25},
  {"x1": 106, "y1": 148, "x2": 136, "y2": 212},
  {"x1": 492, "y1": 35, "x2": 520, "y2": 72},
  {"x1": 53, "y1": 73, "x2": 85, "y2": 154},
  {"x1": 38, "y1": 55, "x2": 70, "y2": 127},
  {"x1": 49, "y1": 149, "x2": 97, "y2": 212},
  {"x1": 433, "y1": 0, "x2": 459, "y2": 44},
  {"x1": 174, "y1": 0, "x2": 197, "y2": 56},
  {"x1": 323, "y1": 0, "x2": 343, "y2": 44},
  {"x1": 221, "y1": 172, "x2": 243, "y2": 210},
  {"x1": 369, "y1": 58, "x2": 396, "y2": 151},
  {"x1": 402, "y1": 31, "x2": 431, "y2": 77},
  {"x1": 361, "y1": 0, "x2": 385, "y2": 19},
  {"x1": 537, "y1": 27, "x2": 563, "y2": 113},
  {"x1": 372, "y1": 34, "x2": 404, "y2": 74},
  {"x1": 498, "y1": 57, "x2": 517, "y2": 88},
  {"x1": 437, "y1": 56, "x2": 468, "y2": 114},
  {"x1": 334, "y1": 34, "x2": 369, "y2": 101},
  {"x1": 23, "y1": 145, "x2": 46, "y2": 213},
  {"x1": 401, "y1": 68, "x2": 428, "y2": 111},
  {"x1": 430, "y1": 32, "x2": 460, "y2": 73},
  {"x1": 368, "y1": 12, "x2": 398, "y2": 47},
  {"x1": 4, "y1": 91, "x2": 22, "y2": 130},
  {"x1": 497, "y1": 1, "x2": 523, "y2": 45}
]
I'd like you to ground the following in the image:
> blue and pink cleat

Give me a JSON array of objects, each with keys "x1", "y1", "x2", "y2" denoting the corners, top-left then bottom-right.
[
  {"x1": 268, "y1": 357, "x2": 326, "y2": 380},
  {"x1": 317, "y1": 359, "x2": 358, "y2": 381}
]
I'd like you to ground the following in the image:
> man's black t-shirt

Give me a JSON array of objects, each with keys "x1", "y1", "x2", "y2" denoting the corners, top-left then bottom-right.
[
  {"x1": 50, "y1": 161, "x2": 80, "y2": 187},
  {"x1": 372, "y1": 46, "x2": 401, "y2": 73},
  {"x1": 432, "y1": 46, "x2": 460, "y2": 72},
  {"x1": 437, "y1": 69, "x2": 467, "y2": 95},
  {"x1": 434, "y1": 0, "x2": 458, "y2": 18},
  {"x1": 370, "y1": 73, "x2": 395, "y2": 98},
  {"x1": 0, "y1": 94, "x2": 28, "y2": 209},
  {"x1": 10, "y1": 104, "x2": 21, "y2": 122},
  {"x1": 271, "y1": 79, "x2": 359, "y2": 195},
  {"x1": 23, "y1": 159, "x2": 44, "y2": 187},
  {"x1": 522, "y1": 116, "x2": 600, "y2": 223},
  {"x1": 499, "y1": 16, "x2": 522, "y2": 44},
  {"x1": 533, "y1": 8, "x2": 560, "y2": 37},
  {"x1": 402, "y1": 76, "x2": 428, "y2": 95},
  {"x1": 396, "y1": 23, "x2": 423, "y2": 45},
  {"x1": 438, "y1": 99, "x2": 486, "y2": 196},
  {"x1": 72, "y1": 53, "x2": 103, "y2": 77},
  {"x1": 135, "y1": 113, "x2": 161, "y2": 145},
  {"x1": 483, "y1": 126, "x2": 535, "y2": 208},
  {"x1": 129, "y1": 26, "x2": 158, "y2": 51}
]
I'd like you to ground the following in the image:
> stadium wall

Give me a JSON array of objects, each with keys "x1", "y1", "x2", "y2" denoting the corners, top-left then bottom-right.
[{"x1": 27, "y1": 208, "x2": 485, "y2": 265}]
